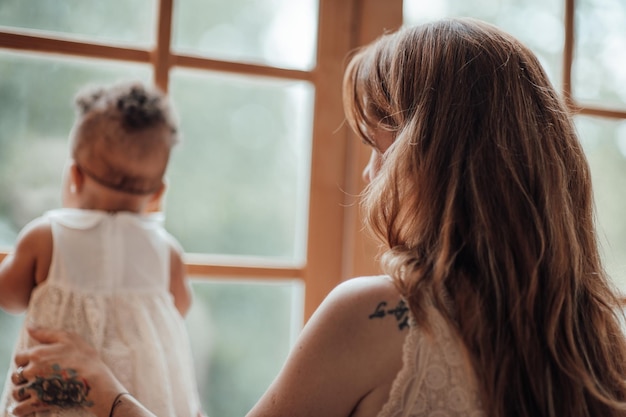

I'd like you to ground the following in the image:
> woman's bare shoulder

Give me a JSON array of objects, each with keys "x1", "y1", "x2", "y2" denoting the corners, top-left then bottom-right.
[
  {"x1": 333, "y1": 275, "x2": 399, "y2": 296},
  {"x1": 246, "y1": 275, "x2": 409, "y2": 417},
  {"x1": 328, "y1": 275, "x2": 410, "y2": 330}
]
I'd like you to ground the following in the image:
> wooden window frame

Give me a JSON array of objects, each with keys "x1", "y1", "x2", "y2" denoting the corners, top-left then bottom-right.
[
  {"x1": 0, "y1": 0, "x2": 402, "y2": 321},
  {"x1": 5, "y1": 0, "x2": 622, "y2": 320},
  {"x1": 563, "y1": 0, "x2": 626, "y2": 119}
]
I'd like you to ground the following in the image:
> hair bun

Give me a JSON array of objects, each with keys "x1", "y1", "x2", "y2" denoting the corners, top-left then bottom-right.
[{"x1": 116, "y1": 84, "x2": 164, "y2": 129}]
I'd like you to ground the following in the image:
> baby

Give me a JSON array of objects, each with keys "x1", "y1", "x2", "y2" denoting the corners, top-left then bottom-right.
[{"x1": 0, "y1": 81, "x2": 203, "y2": 417}]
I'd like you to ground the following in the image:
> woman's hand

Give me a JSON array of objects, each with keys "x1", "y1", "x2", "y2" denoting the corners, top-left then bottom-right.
[{"x1": 9, "y1": 327, "x2": 127, "y2": 417}]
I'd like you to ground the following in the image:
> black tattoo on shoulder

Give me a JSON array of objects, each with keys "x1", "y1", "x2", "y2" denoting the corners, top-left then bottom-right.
[
  {"x1": 368, "y1": 300, "x2": 410, "y2": 330},
  {"x1": 25, "y1": 364, "x2": 94, "y2": 408}
]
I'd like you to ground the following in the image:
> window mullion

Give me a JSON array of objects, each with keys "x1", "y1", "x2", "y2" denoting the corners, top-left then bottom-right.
[
  {"x1": 303, "y1": 0, "x2": 360, "y2": 321},
  {"x1": 154, "y1": 0, "x2": 174, "y2": 91}
]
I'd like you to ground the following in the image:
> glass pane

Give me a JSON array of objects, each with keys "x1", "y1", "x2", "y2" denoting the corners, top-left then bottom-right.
[
  {"x1": 0, "y1": 51, "x2": 151, "y2": 247},
  {"x1": 0, "y1": 0, "x2": 156, "y2": 47},
  {"x1": 0, "y1": 310, "x2": 23, "y2": 395},
  {"x1": 172, "y1": 0, "x2": 318, "y2": 70},
  {"x1": 403, "y1": 0, "x2": 564, "y2": 89},
  {"x1": 167, "y1": 69, "x2": 313, "y2": 262},
  {"x1": 574, "y1": 0, "x2": 626, "y2": 109},
  {"x1": 188, "y1": 278, "x2": 303, "y2": 417},
  {"x1": 576, "y1": 116, "x2": 626, "y2": 290}
]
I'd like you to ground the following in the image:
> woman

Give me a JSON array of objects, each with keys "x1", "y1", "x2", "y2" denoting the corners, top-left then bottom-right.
[{"x1": 9, "y1": 18, "x2": 626, "y2": 417}]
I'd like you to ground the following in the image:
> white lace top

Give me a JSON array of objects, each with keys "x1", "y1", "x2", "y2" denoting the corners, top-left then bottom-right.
[
  {"x1": 377, "y1": 302, "x2": 486, "y2": 417},
  {"x1": 0, "y1": 209, "x2": 201, "y2": 417}
]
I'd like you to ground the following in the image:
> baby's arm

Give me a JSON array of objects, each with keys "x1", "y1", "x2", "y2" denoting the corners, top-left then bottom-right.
[
  {"x1": 0, "y1": 217, "x2": 52, "y2": 314},
  {"x1": 167, "y1": 236, "x2": 191, "y2": 317}
]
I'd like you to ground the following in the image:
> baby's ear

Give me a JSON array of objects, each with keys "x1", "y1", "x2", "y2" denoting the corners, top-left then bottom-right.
[
  {"x1": 146, "y1": 181, "x2": 166, "y2": 213},
  {"x1": 70, "y1": 161, "x2": 86, "y2": 191}
]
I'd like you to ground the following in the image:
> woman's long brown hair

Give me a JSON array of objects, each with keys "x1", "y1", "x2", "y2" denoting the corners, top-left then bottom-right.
[{"x1": 343, "y1": 18, "x2": 626, "y2": 417}]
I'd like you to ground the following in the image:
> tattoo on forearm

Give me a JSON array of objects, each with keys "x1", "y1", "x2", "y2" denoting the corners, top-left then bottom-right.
[
  {"x1": 25, "y1": 364, "x2": 93, "y2": 408},
  {"x1": 369, "y1": 300, "x2": 410, "y2": 330}
]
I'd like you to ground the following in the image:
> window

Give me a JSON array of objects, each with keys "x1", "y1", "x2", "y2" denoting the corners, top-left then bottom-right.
[
  {"x1": 3, "y1": 0, "x2": 624, "y2": 415},
  {"x1": 0, "y1": 0, "x2": 401, "y2": 415}
]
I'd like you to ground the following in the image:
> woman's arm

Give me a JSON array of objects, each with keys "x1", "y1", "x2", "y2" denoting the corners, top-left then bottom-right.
[
  {"x1": 10, "y1": 328, "x2": 156, "y2": 417},
  {"x1": 246, "y1": 276, "x2": 408, "y2": 417}
]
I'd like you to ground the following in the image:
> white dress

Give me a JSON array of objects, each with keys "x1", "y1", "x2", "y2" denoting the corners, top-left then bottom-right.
[
  {"x1": 0, "y1": 209, "x2": 201, "y2": 417},
  {"x1": 377, "y1": 301, "x2": 486, "y2": 417}
]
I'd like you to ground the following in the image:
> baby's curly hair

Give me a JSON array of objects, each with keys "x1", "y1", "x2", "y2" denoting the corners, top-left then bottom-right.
[
  {"x1": 70, "y1": 81, "x2": 179, "y2": 195},
  {"x1": 74, "y1": 81, "x2": 179, "y2": 141}
]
